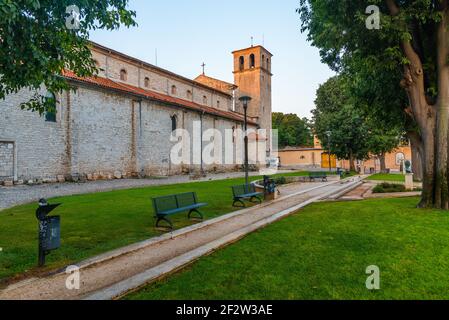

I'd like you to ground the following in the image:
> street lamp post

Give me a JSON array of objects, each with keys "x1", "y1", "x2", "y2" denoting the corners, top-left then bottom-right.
[
  {"x1": 239, "y1": 96, "x2": 252, "y2": 190},
  {"x1": 326, "y1": 131, "x2": 332, "y2": 173}
]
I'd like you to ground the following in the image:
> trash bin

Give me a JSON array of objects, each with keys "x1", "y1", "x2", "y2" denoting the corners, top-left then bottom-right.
[
  {"x1": 36, "y1": 199, "x2": 61, "y2": 267},
  {"x1": 263, "y1": 176, "x2": 277, "y2": 201}
]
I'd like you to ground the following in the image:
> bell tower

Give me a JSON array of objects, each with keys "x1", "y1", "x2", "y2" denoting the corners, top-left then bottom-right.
[{"x1": 233, "y1": 45, "x2": 273, "y2": 136}]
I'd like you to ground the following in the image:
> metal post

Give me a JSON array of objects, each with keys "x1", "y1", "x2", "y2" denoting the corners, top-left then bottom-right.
[
  {"x1": 38, "y1": 221, "x2": 46, "y2": 267},
  {"x1": 326, "y1": 131, "x2": 332, "y2": 173},
  {"x1": 239, "y1": 96, "x2": 252, "y2": 192},
  {"x1": 244, "y1": 103, "x2": 249, "y2": 190},
  {"x1": 328, "y1": 139, "x2": 331, "y2": 172}
]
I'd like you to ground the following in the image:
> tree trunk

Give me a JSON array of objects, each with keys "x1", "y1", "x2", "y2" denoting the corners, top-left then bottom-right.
[
  {"x1": 431, "y1": 8, "x2": 449, "y2": 210},
  {"x1": 379, "y1": 153, "x2": 387, "y2": 173},
  {"x1": 387, "y1": 0, "x2": 449, "y2": 209},
  {"x1": 349, "y1": 151, "x2": 356, "y2": 172},
  {"x1": 409, "y1": 132, "x2": 423, "y2": 181}
]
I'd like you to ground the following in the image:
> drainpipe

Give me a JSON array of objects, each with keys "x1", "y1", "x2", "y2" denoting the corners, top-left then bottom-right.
[{"x1": 200, "y1": 111, "x2": 205, "y2": 175}]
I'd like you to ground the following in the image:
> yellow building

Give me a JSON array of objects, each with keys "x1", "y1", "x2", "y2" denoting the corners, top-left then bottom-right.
[
  {"x1": 278, "y1": 136, "x2": 412, "y2": 173},
  {"x1": 278, "y1": 137, "x2": 337, "y2": 169}
]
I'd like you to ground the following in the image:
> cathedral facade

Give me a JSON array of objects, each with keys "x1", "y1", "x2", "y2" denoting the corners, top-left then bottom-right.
[{"x1": 0, "y1": 42, "x2": 273, "y2": 184}]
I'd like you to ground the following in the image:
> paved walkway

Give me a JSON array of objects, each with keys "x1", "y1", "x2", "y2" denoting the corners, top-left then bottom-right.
[
  {"x1": 0, "y1": 171, "x2": 291, "y2": 211},
  {"x1": 339, "y1": 182, "x2": 374, "y2": 201},
  {"x1": 0, "y1": 178, "x2": 361, "y2": 300}
]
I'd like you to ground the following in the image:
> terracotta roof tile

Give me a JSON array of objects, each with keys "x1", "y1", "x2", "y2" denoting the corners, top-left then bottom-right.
[{"x1": 61, "y1": 70, "x2": 257, "y2": 125}]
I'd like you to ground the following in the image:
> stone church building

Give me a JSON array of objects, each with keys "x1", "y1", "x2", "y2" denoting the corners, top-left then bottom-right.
[{"x1": 0, "y1": 42, "x2": 273, "y2": 184}]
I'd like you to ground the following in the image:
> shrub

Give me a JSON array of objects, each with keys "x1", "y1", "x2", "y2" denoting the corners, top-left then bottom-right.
[
  {"x1": 274, "y1": 176, "x2": 287, "y2": 185},
  {"x1": 373, "y1": 183, "x2": 406, "y2": 194}
]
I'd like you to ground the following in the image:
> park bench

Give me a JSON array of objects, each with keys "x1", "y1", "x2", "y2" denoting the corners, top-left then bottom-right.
[
  {"x1": 232, "y1": 184, "x2": 264, "y2": 207},
  {"x1": 152, "y1": 192, "x2": 207, "y2": 229},
  {"x1": 309, "y1": 172, "x2": 328, "y2": 182}
]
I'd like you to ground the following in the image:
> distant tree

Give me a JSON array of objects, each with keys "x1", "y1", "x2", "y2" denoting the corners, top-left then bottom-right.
[
  {"x1": 272, "y1": 112, "x2": 313, "y2": 148},
  {"x1": 0, "y1": 0, "x2": 137, "y2": 114},
  {"x1": 314, "y1": 76, "x2": 402, "y2": 172},
  {"x1": 366, "y1": 125, "x2": 403, "y2": 173}
]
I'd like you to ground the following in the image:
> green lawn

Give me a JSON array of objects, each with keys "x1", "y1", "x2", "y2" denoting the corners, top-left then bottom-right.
[
  {"x1": 367, "y1": 173, "x2": 405, "y2": 182},
  {"x1": 125, "y1": 197, "x2": 449, "y2": 300},
  {"x1": 0, "y1": 171, "x2": 309, "y2": 284}
]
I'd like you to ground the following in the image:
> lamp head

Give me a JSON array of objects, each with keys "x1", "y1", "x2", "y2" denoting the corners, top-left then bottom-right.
[{"x1": 239, "y1": 96, "x2": 252, "y2": 108}]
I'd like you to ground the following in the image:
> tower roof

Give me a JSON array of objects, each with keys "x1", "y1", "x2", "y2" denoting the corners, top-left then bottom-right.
[{"x1": 232, "y1": 45, "x2": 273, "y2": 57}]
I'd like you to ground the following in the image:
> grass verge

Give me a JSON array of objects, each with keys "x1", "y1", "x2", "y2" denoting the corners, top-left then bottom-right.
[
  {"x1": 0, "y1": 171, "x2": 308, "y2": 283},
  {"x1": 124, "y1": 197, "x2": 449, "y2": 300}
]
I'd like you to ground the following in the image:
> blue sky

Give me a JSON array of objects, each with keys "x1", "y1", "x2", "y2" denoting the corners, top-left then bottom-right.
[{"x1": 90, "y1": 0, "x2": 334, "y2": 118}]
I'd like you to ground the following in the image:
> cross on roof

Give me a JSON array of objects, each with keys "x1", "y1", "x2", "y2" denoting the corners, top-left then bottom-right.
[{"x1": 201, "y1": 62, "x2": 206, "y2": 75}]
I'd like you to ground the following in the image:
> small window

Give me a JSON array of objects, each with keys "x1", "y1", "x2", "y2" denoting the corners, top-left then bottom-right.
[
  {"x1": 203, "y1": 96, "x2": 208, "y2": 105},
  {"x1": 187, "y1": 90, "x2": 193, "y2": 100},
  {"x1": 262, "y1": 55, "x2": 265, "y2": 68},
  {"x1": 120, "y1": 69, "x2": 127, "y2": 81},
  {"x1": 266, "y1": 58, "x2": 270, "y2": 71},
  {"x1": 171, "y1": 85, "x2": 177, "y2": 95},
  {"x1": 171, "y1": 115, "x2": 177, "y2": 132},
  {"x1": 396, "y1": 152, "x2": 405, "y2": 165},
  {"x1": 144, "y1": 77, "x2": 150, "y2": 88},
  {"x1": 93, "y1": 59, "x2": 100, "y2": 67},
  {"x1": 217, "y1": 100, "x2": 220, "y2": 108},
  {"x1": 239, "y1": 56, "x2": 245, "y2": 71},
  {"x1": 250, "y1": 54, "x2": 255, "y2": 68},
  {"x1": 45, "y1": 91, "x2": 57, "y2": 122}
]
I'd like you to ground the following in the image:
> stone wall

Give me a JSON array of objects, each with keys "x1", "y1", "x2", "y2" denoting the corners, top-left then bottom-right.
[
  {"x1": 91, "y1": 47, "x2": 233, "y2": 112},
  {"x1": 0, "y1": 142, "x2": 14, "y2": 179},
  {"x1": 0, "y1": 88, "x2": 69, "y2": 183},
  {"x1": 0, "y1": 83, "x2": 252, "y2": 184}
]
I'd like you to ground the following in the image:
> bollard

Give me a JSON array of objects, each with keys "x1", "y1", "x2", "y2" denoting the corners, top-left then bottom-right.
[{"x1": 36, "y1": 199, "x2": 62, "y2": 267}]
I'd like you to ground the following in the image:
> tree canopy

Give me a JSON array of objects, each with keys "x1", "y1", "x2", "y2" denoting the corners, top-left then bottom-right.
[
  {"x1": 298, "y1": 0, "x2": 449, "y2": 208},
  {"x1": 313, "y1": 75, "x2": 402, "y2": 171},
  {"x1": 0, "y1": 0, "x2": 137, "y2": 114},
  {"x1": 272, "y1": 112, "x2": 313, "y2": 148}
]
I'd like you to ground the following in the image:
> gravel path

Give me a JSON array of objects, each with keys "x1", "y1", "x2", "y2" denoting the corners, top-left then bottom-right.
[
  {"x1": 0, "y1": 171, "x2": 291, "y2": 211},
  {"x1": 0, "y1": 180, "x2": 352, "y2": 300}
]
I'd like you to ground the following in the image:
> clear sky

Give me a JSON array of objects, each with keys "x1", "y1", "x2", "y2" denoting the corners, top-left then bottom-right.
[{"x1": 89, "y1": 0, "x2": 334, "y2": 119}]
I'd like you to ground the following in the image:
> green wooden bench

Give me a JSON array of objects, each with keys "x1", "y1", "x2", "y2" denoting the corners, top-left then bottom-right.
[
  {"x1": 152, "y1": 192, "x2": 207, "y2": 229},
  {"x1": 309, "y1": 172, "x2": 328, "y2": 182},
  {"x1": 232, "y1": 184, "x2": 264, "y2": 207}
]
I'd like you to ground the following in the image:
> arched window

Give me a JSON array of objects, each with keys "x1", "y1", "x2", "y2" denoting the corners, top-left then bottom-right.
[
  {"x1": 171, "y1": 85, "x2": 177, "y2": 95},
  {"x1": 217, "y1": 100, "x2": 220, "y2": 108},
  {"x1": 120, "y1": 69, "x2": 127, "y2": 81},
  {"x1": 250, "y1": 54, "x2": 255, "y2": 68},
  {"x1": 203, "y1": 96, "x2": 208, "y2": 105},
  {"x1": 239, "y1": 56, "x2": 245, "y2": 71},
  {"x1": 45, "y1": 91, "x2": 57, "y2": 122},
  {"x1": 187, "y1": 90, "x2": 193, "y2": 100},
  {"x1": 266, "y1": 58, "x2": 270, "y2": 71},
  {"x1": 144, "y1": 77, "x2": 150, "y2": 88},
  {"x1": 262, "y1": 55, "x2": 265, "y2": 68},
  {"x1": 171, "y1": 115, "x2": 177, "y2": 132}
]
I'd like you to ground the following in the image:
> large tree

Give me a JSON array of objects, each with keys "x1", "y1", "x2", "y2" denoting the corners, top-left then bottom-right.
[
  {"x1": 0, "y1": 0, "x2": 137, "y2": 114},
  {"x1": 299, "y1": 0, "x2": 449, "y2": 209},
  {"x1": 272, "y1": 112, "x2": 313, "y2": 148}
]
